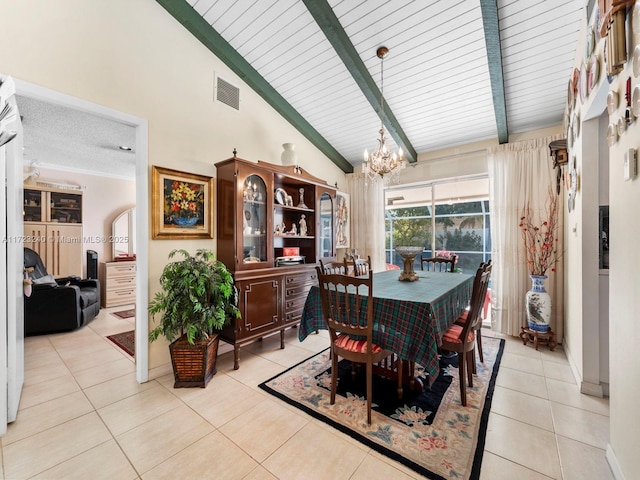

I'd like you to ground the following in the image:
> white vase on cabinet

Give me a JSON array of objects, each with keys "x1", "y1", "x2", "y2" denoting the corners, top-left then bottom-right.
[{"x1": 281, "y1": 143, "x2": 297, "y2": 167}]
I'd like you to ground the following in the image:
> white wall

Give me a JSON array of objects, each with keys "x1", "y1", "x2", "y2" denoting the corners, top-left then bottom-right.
[
  {"x1": 564, "y1": 7, "x2": 639, "y2": 478},
  {"x1": 0, "y1": 0, "x2": 346, "y2": 369},
  {"x1": 605, "y1": 59, "x2": 640, "y2": 480}
]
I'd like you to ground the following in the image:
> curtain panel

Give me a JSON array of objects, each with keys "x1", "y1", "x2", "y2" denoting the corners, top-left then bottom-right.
[
  {"x1": 344, "y1": 173, "x2": 386, "y2": 272},
  {"x1": 488, "y1": 135, "x2": 565, "y2": 341}
]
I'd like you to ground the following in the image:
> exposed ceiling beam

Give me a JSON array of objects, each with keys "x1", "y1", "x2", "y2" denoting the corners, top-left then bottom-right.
[
  {"x1": 155, "y1": 0, "x2": 353, "y2": 173},
  {"x1": 302, "y1": 0, "x2": 417, "y2": 164},
  {"x1": 479, "y1": 0, "x2": 508, "y2": 144}
]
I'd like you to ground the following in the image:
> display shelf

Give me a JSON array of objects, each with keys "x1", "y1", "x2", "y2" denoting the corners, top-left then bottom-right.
[{"x1": 215, "y1": 153, "x2": 336, "y2": 369}]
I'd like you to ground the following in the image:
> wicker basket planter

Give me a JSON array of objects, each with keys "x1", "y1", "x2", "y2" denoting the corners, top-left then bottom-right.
[{"x1": 169, "y1": 333, "x2": 220, "y2": 388}]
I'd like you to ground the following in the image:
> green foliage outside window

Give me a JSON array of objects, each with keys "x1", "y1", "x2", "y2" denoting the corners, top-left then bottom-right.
[{"x1": 386, "y1": 199, "x2": 490, "y2": 274}]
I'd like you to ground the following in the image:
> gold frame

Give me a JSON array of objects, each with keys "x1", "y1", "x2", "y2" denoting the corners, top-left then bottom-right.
[{"x1": 152, "y1": 165, "x2": 214, "y2": 239}]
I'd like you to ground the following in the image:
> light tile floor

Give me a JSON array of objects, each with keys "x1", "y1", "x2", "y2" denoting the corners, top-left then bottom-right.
[{"x1": 2, "y1": 308, "x2": 614, "y2": 479}]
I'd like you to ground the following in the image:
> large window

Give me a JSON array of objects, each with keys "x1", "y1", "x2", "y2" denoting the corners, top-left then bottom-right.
[{"x1": 385, "y1": 177, "x2": 491, "y2": 274}]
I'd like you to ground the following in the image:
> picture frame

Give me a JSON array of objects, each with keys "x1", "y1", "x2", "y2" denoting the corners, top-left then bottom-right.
[
  {"x1": 335, "y1": 191, "x2": 350, "y2": 248},
  {"x1": 152, "y1": 165, "x2": 214, "y2": 239}
]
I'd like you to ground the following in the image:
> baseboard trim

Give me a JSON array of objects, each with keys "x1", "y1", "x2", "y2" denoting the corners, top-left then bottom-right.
[
  {"x1": 563, "y1": 341, "x2": 581, "y2": 386},
  {"x1": 564, "y1": 341, "x2": 606, "y2": 397},
  {"x1": 580, "y1": 381, "x2": 604, "y2": 397},
  {"x1": 606, "y1": 444, "x2": 625, "y2": 480}
]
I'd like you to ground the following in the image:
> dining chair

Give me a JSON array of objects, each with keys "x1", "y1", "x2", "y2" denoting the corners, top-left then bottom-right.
[
  {"x1": 315, "y1": 267, "x2": 402, "y2": 424},
  {"x1": 420, "y1": 254, "x2": 458, "y2": 272},
  {"x1": 319, "y1": 258, "x2": 346, "y2": 274},
  {"x1": 456, "y1": 260, "x2": 492, "y2": 364},
  {"x1": 440, "y1": 264, "x2": 490, "y2": 406},
  {"x1": 348, "y1": 255, "x2": 371, "y2": 277}
]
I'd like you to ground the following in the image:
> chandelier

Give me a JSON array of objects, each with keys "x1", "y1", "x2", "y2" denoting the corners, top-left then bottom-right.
[{"x1": 362, "y1": 46, "x2": 406, "y2": 183}]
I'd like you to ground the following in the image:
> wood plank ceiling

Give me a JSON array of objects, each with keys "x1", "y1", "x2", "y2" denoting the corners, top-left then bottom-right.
[{"x1": 158, "y1": 0, "x2": 584, "y2": 173}]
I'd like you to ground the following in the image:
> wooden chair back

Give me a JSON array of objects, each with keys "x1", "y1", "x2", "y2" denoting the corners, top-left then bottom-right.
[
  {"x1": 315, "y1": 266, "x2": 400, "y2": 424},
  {"x1": 349, "y1": 255, "x2": 371, "y2": 277},
  {"x1": 316, "y1": 267, "x2": 374, "y2": 346},
  {"x1": 459, "y1": 265, "x2": 491, "y2": 340},
  {"x1": 420, "y1": 254, "x2": 458, "y2": 272},
  {"x1": 319, "y1": 258, "x2": 346, "y2": 275}
]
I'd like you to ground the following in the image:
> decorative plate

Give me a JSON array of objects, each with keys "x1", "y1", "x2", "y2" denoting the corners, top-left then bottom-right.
[
  {"x1": 588, "y1": 55, "x2": 600, "y2": 93},
  {"x1": 634, "y1": 1, "x2": 640, "y2": 44},
  {"x1": 579, "y1": 63, "x2": 588, "y2": 103},
  {"x1": 617, "y1": 116, "x2": 627, "y2": 136},
  {"x1": 633, "y1": 85, "x2": 640, "y2": 117},
  {"x1": 572, "y1": 67, "x2": 580, "y2": 97},
  {"x1": 573, "y1": 111, "x2": 580, "y2": 139},
  {"x1": 568, "y1": 157, "x2": 577, "y2": 213},
  {"x1": 606, "y1": 122, "x2": 618, "y2": 147},
  {"x1": 607, "y1": 90, "x2": 618, "y2": 115},
  {"x1": 633, "y1": 45, "x2": 640, "y2": 77},
  {"x1": 585, "y1": 26, "x2": 595, "y2": 62},
  {"x1": 274, "y1": 187, "x2": 287, "y2": 205},
  {"x1": 567, "y1": 78, "x2": 575, "y2": 109}
]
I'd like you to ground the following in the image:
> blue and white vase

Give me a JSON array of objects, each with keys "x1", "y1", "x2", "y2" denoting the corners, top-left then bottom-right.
[{"x1": 526, "y1": 275, "x2": 551, "y2": 332}]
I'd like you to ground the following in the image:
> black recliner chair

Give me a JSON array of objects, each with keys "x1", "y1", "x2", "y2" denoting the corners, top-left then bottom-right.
[{"x1": 24, "y1": 247, "x2": 101, "y2": 336}]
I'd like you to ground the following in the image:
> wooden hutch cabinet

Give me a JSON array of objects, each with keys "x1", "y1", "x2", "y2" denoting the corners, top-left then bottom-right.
[
  {"x1": 215, "y1": 153, "x2": 336, "y2": 369},
  {"x1": 23, "y1": 185, "x2": 83, "y2": 278}
]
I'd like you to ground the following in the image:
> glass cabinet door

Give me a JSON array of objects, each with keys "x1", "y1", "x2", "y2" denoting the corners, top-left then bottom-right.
[
  {"x1": 24, "y1": 189, "x2": 43, "y2": 222},
  {"x1": 318, "y1": 192, "x2": 334, "y2": 258},
  {"x1": 241, "y1": 174, "x2": 267, "y2": 264},
  {"x1": 50, "y1": 191, "x2": 82, "y2": 223}
]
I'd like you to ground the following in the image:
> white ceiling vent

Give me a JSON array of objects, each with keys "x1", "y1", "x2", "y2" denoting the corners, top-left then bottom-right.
[{"x1": 215, "y1": 74, "x2": 240, "y2": 110}]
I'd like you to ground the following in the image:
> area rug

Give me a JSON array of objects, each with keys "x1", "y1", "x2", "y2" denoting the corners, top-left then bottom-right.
[
  {"x1": 259, "y1": 336, "x2": 504, "y2": 480},
  {"x1": 106, "y1": 330, "x2": 135, "y2": 357},
  {"x1": 112, "y1": 308, "x2": 135, "y2": 319}
]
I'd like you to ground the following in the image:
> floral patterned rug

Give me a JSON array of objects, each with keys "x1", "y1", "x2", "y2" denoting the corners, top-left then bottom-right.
[{"x1": 259, "y1": 336, "x2": 504, "y2": 480}]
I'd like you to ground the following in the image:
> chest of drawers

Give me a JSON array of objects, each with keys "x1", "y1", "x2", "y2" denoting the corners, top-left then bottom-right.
[{"x1": 100, "y1": 261, "x2": 136, "y2": 307}]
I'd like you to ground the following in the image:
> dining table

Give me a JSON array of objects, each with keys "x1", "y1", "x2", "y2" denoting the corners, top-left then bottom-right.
[{"x1": 298, "y1": 269, "x2": 475, "y2": 385}]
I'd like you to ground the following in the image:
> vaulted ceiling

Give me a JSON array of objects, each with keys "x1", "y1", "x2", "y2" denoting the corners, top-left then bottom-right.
[
  {"x1": 159, "y1": 0, "x2": 585, "y2": 173},
  {"x1": 18, "y1": 1, "x2": 586, "y2": 178}
]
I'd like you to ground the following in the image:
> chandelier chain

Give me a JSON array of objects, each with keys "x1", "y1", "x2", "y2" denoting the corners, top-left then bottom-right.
[{"x1": 362, "y1": 46, "x2": 406, "y2": 185}]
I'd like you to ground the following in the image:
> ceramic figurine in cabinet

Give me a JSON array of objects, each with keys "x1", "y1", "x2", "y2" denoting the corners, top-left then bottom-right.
[
  {"x1": 297, "y1": 188, "x2": 308, "y2": 208},
  {"x1": 299, "y1": 214, "x2": 307, "y2": 236}
]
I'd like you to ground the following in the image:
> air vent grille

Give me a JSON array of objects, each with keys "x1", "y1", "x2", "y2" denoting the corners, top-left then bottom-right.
[{"x1": 216, "y1": 76, "x2": 240, "y2": 110}]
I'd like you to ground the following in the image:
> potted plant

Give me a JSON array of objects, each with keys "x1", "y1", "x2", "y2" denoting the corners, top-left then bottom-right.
[{"x1": 149, "y1": 249, "x2": 240, "y2": 388}]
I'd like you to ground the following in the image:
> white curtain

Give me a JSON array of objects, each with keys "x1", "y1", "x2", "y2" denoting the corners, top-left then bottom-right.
[
  {"x1": 344, "y1": 173, "x2": 386, "y2": 272},
  {"x1": 488, "y1": 135, "x2": 565, "y2": 341}
]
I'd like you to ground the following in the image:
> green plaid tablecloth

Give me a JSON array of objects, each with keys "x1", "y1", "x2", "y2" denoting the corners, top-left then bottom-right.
[{"x1": 298, "y1": 270, "x2": 474, "y2": 383}]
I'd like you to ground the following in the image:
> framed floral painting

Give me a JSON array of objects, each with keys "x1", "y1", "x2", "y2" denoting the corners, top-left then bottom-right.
[{"x1": 152, "y1": 166, "x2": 214, "y2": 239}]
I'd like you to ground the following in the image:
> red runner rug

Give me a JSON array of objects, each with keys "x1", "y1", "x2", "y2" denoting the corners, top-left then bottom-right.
[{"x1": 107, "y1": 330, "x2": 135, "y2": 357}]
